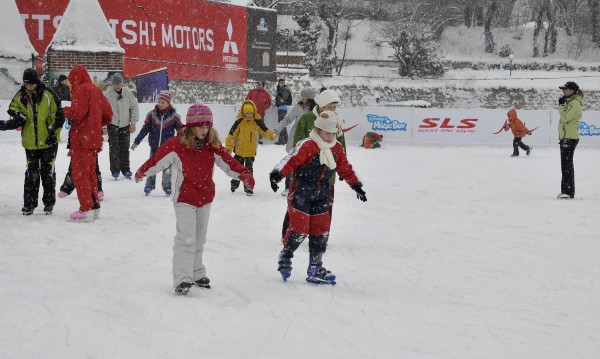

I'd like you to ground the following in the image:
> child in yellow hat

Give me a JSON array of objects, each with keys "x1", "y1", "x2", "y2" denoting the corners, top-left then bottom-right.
[{"x1": 225, "y1": 99, "x2": 276, "y2": 195}]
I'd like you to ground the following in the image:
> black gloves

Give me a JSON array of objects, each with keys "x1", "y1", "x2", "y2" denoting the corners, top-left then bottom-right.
[
  {"x1": 8, "y1": 110, "x2": 27, "y2": 127},
  {"x1": 351, "y1": 183, "x2": 367, "y2": 202},
  {"x1": 46, "y1": 124, "x2": 57, "y2": 145},
  {"x1": 558, "y1": 96, "x2": 566, "y2": 105},
  {"x1": 269, "y1": 170, "x2": 282, "y2": 192}
]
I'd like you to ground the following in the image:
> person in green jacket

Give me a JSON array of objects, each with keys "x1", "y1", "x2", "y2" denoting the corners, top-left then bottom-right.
[
  {"x1": 557, "y1": 81, "x2": 584, "y2": 199},
  {"x1": 0, "y1": 68, "x2": 64, "y2": 215}
]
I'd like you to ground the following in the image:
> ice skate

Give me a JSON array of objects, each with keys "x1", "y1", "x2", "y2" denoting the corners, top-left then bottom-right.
[
  {"x1": 175, "y1": 282, "x2": 192, "y2": 295},
  {"x1": 69, "y1": 210, "x2": 94, "y2": 222},
  {"x1": 277, "y1": 249, "x2": 293, "y2": 281},
  {"x1": 306, "y1": 257, "x2": 336, "y2": 285},
  {"x1": 194, "y1": 277, "x2": 211, "y2": 289}
]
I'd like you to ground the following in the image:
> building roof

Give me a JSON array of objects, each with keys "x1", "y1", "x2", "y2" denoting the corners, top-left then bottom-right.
[
  {"x1": 48, "y1": 0, "x2": 124, "y2": 53},
  {"x1": 0, "y1": 0, "x2": 38, "y2": 61}
]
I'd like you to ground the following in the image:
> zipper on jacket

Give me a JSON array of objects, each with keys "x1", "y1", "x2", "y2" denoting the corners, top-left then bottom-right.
[
  {"x1": 158, "y1": 113, "x2": 164, "y2": 145},
  {"x1": 27, "y1": 94, "x2": 40, "y2": 148}
]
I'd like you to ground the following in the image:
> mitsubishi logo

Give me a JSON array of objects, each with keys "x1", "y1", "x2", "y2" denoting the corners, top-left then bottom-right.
[{"x1": 223, "y1": 19, "x2": 239, "y2": 54}]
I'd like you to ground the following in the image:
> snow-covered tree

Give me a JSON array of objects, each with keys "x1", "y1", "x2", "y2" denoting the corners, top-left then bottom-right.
[
  {"x1": 368, "y1": 2, "x2": 445, "y2": 78},
  {"x1": 589, "y1": 0, "x2": 600, "y2": 44}
]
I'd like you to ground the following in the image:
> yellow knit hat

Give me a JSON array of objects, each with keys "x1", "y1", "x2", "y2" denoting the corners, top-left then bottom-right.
[{"x1": 242, "y1": 104, "x2": 254, "y2": 114}]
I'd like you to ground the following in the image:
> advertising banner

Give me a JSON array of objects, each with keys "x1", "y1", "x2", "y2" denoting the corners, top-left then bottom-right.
[
  {"x1": 484, "y1": 109, "x2": 553, "y2": 145},
  {"x1": 337, "y1": 107, "x2": 412, "y2": 143},
  {"x1": 246, "y1": 8, "x2": 277, "y2": 83},
  {"x1": 15, "y1": 0, "x2": 248, "y2": 82},
  {"x1": 135, "y1": 68, "x2": 169, "y2": 103},
  {"x1": 3, "y1": 99, "x2": 599, "y2": 146}
]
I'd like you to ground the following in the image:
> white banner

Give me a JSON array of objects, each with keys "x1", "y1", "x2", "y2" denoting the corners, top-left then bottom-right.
[{"x1": 2, "y1": 100, "x2": 600, "y2": 146}]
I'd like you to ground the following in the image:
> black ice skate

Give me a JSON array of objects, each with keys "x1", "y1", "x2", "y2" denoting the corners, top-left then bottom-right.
[
  {"x1": 194, "y1": 277, "x2": 211, "y2": 289},
  {"x1": 175, "y1": 282, "x2": 192, "y2": 295}
]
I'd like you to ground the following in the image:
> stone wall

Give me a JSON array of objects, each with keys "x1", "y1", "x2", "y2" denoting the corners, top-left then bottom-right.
[{"x1": 128, "y1": 77, "x2": 600, "y2": 111}]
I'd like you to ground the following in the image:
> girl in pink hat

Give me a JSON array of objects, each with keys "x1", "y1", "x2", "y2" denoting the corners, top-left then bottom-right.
[{"x1": 135, "y1": 103, "x2": 255, "y2": 295}]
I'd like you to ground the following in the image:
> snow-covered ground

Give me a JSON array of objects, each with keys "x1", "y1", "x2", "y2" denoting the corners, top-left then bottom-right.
[{"x1": 1, "y1": 137, "x2": 599, "y2": 358}]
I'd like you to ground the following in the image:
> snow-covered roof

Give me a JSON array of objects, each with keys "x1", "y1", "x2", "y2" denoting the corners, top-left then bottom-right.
[
  {"x1": 48, "y1": 0, "x2": 124, "y2": 54},
  {"x1": 0, "y1": 0, "x2": 38, "y2": 61}
]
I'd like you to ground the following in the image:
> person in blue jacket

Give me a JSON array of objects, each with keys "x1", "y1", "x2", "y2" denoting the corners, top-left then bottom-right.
[{"x1": 131, "y1": 91, "x2": 182, "y2": 196}]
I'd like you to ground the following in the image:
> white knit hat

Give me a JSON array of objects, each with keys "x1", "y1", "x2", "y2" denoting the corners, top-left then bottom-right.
[
  {"x1": 315, "y1": 89, "x2": 340, "y2": 108},
  {"x1": 314, "y1": 110, "x2": 342, "y2": 134}
]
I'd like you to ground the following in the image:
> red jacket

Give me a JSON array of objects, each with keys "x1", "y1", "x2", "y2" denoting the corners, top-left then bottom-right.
[
  {"x1": 275, "y1": 138, "x2": 361, "y2": 198},
  {"x1": 137, "y1": 135, "x2": 248, "y2": 208},
  {"x1": 245, "y1": 88, "x2": 272, "y2": 116},
  {"x1": 64, "y1": 65, "x2": 112, "y2": 150}
]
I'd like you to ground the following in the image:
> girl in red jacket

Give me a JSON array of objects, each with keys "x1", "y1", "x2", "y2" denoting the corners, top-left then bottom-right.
[
  {"x1": 135, "y1": 103, "x2": 255, "y2": 295},
  {"x1": 269, "y1": 111, "x2": 367, "y2": 285},
  {"x1": 505, "y1": 108, "x2": 532, "y2": 157}
]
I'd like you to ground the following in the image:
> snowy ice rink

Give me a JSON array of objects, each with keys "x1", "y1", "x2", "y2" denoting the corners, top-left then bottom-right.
[{"x1": 0, "y1": 138, "x2": 599, "y2": 358}]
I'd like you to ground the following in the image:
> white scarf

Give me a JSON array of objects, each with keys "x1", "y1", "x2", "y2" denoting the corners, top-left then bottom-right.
[{"x1": 309, "y1": 129, "x2": 337, "y2": 169}]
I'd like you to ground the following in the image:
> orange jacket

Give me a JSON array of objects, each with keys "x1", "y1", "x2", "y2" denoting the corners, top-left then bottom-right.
[{"x1": 506, "y1": 108, "x2": 529, "y2": 137}]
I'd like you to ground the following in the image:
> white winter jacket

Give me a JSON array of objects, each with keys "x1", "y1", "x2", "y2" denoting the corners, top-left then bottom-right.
[
  {"x1": 104, "y1": 86, "x2": 139, "y2": 128},
  {"x1": 273, "y1": 102, "x2": 309, "y2": 152}
]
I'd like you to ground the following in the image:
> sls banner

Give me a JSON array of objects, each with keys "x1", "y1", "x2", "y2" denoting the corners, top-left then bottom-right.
[
  {"x1": 16, "y1": 0, "x2": 248, "y2": 83},
  {"x1": 334, "y1": 107, "x2": 600, "y2": 146}
]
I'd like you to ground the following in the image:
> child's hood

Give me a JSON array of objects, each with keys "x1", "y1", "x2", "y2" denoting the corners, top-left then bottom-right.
[
  {"x1": 236, "y1": 100, "x2": 261, "y2": 120},
  {"x1": 507, "y1": 108, "x2": 519, "y2": 122}
]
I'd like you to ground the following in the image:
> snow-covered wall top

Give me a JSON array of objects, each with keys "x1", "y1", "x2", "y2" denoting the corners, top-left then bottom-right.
[{"x1": 48, "y1": 0, "x2": 123, "y2": 53}]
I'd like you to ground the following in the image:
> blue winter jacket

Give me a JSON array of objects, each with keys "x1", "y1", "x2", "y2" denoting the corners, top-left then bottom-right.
[{"x1": 134, "y1": 106, "x2": 182, "y2": 150}]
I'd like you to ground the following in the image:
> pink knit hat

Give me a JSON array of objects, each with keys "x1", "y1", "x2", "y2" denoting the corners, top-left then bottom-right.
[{"x1": 186, "y1": 103, "x2": 213, "y2": 127}]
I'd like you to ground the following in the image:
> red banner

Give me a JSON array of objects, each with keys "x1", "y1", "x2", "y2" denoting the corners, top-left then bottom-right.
[{"x1": 15, "y1": 0, "x2": 248, "y2": 83}]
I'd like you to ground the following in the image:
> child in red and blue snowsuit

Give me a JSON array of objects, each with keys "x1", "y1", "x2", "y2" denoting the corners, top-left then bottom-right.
[
  {"x1": 131, "y1": 91, "x2": 182, "y2": 196},
  {"x1": 269, "y1": 110, "x2": 367, "y2": 285}
]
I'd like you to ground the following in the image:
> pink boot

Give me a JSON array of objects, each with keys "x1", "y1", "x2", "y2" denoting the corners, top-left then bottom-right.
[
  {"x1": 57, "y1": 191, "x2": 68, "y2": 198},
  {"x1": 69, "y1": 210, "x2": 94, "y2": 222},
  {"x1": 98, "y1": 191, "x2": 104, "y2": 201}
]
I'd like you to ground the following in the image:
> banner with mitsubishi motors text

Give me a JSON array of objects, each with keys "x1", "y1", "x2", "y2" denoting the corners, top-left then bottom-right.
[{"x1": 15, "y1": 0, "x2": 248, "y2": 83}]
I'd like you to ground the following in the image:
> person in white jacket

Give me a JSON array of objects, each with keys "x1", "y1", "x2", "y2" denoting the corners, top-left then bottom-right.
[
  {"x1": 103, "y1": 73, "x2": 139, "y2": 180},
  {"x1": 273, "y1": 88, "x2": 316, "y2": 196}
]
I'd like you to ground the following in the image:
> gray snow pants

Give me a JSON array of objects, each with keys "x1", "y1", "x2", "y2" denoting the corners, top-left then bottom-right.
[{"x1": 172, "y1": 202, "x2": 211, "y2": 288}]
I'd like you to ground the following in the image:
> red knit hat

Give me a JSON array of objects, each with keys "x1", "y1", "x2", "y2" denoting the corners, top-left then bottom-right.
[{"x1": 186, "y1": 103, "x2": 213, "y2": 127}]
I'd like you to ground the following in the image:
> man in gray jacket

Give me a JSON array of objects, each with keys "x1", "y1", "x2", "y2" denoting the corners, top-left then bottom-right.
[{"x1": 103, "y1": 73, "x2": 139, "y2": 180}]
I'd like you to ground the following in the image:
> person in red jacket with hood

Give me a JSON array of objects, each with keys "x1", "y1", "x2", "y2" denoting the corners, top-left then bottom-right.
[
  {"x1": 63, "y1": 65, "x2": 113, "y2": 222},
  {"x1": 245, "y1": 81, "x2": 272, "y2": 145},
  {"x1": 504, "y1": 108, "x2": 532, "y2": 157},
  {"x1": 245, "y1": 81, "x2": 272, "y2": 119}
]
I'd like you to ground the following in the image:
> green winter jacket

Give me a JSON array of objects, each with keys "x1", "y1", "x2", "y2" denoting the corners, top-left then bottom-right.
[
  {"x1": 8, "y1": 86, "x2": 63, "y2": 150},
  {"x1": 558, "y1": 93, "x2": 584, "y2": 140},
  {"x1": 293, "y1": 106, "x2": 347, "y2": 184}
]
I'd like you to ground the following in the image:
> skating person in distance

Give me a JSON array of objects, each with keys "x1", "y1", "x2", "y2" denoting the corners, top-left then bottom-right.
[{"x1": 131, "y1": 90, "x2": 182, "y2": 197}]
